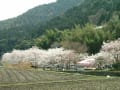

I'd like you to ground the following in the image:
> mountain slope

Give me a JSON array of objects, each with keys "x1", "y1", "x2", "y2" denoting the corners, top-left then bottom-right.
[
  {"x1": 42, "y1": 0, "x2": 120, "y2": 30},
  {"x1": 0, "y1": 0, "x2": 83, "y2": 31},
  {"x1": 0, "y1": 0, "x2": 84, "y2": 56}
]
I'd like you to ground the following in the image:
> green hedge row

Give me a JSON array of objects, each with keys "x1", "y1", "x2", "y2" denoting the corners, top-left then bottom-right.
[{"x1": 64, "y1": 70, "x2": 120, "y2": 76}]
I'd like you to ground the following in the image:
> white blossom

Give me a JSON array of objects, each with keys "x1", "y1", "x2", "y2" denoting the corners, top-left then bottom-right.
[{"x1": 1, "y1": 47, "x2": 77, "y2": 67}]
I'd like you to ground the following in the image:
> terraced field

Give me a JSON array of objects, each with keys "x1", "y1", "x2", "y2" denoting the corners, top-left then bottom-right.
[
  {"x1": 0, "y1": 67, "x2": 120, "y2": 90},
  {"x1": 0, "y1": 68, "x2": 95, "y2": 84}
]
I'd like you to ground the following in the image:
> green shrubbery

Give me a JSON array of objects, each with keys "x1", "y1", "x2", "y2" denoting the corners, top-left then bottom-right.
[{"x1": 112, "y1": 63, "x2": 120, "y2": 70}]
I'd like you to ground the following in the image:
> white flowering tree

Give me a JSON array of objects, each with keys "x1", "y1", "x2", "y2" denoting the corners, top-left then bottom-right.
[
  {"x1": 94, "y1": 52, "x2": 114, "y2": 69},
  {"x1": 101, "y1": 39, "x2": 120, "y2": 70},
  {"x1": 1, "y1": 47, "x2": 78, "y2": 70},
  {"x1": 101, "y1": 39, "x2": 120, "y2": 63}
]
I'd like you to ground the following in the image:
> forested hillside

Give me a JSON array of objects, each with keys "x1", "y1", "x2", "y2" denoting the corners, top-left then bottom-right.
[
  {"x1": 0, "y1": 0, "x2": 84, "y2": 57},
  {"x1": 0, "y1": 0, "x2": 120, "y2": 57},
  {"x1": 16, "y1": 0, "x2": 120, "y2": 54},
  {"x1": 43, "y1": 0, "x2": 120, "y2": 30},
  {"x1": 0, "y1": 0, "x2": 83, "y2": 30}
]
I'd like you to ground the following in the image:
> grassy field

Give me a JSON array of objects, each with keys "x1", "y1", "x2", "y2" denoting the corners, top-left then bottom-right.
[{"x1": 0, "y1": 67, "x2": 120, "y2": 90}]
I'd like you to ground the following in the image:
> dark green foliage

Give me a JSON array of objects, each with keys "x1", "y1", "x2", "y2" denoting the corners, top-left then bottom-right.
[
  {"x1": 66, "y1": 70, "x2": 120, "y2": 76},
  {"x1": 34, "y1": 29, "x2": 63, "y2": 49},
  {"x1": 33, "y1": 24, "x2": 110, "y2": 54},
  {"x1": 44, "y1": 0, "x2": 120, "y2": 30},
  {"x1": 15, "y1": 40, "x2": 34, "y2": 50},
  {"x1": 112, "y1": 63, "x2": 120, "y2": 70}
]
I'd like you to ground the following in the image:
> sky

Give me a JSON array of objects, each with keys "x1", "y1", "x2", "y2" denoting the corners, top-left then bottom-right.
[{"x1": 0, "y1": 0, "x2": 56, "y2": 21}]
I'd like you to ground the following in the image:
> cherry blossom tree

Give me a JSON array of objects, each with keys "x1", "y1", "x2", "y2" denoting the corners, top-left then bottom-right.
[
  {"x1": 94, "y1": 39, "x2": 120, "y2": 70},
  {"x1": 101, "y1": 39, "x2": 120, "y2": 63},
  {"x1": 1, "y1": 47, "x2": 78, "y2": 70},
  {"x1": 94, "y1": 51, "x2": 114, "y2": 69}
]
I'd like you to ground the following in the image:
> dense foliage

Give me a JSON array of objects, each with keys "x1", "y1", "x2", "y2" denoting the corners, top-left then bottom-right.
[
  {"x1": 43, "y1": 0, "x2": 120, "y2": 29},
  {"x1": 33, "y1": 21, "x2": 120, "y2": 54}
]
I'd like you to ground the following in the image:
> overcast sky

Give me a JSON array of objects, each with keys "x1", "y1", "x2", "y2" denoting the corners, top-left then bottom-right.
[{"x1": 0, "y1": 0, "x2": 56, "y2": 21}]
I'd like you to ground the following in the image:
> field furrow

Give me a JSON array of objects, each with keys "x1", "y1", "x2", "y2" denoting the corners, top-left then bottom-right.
[
  {"x1": 25, "y1": 70, "x2": 40, "y2": 81},
  {"x1": 0, "y1": 68, "x2": 12, "y2": 83},
  {"x1": 0, "y1": 68, "x2": 120, "y2": 90}
]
